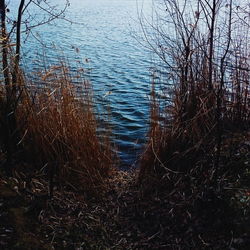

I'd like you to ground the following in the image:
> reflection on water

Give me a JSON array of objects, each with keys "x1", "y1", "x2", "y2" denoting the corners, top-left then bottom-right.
[{"x1": 8, "y1": 0, "x2": 154, "y2": 167}]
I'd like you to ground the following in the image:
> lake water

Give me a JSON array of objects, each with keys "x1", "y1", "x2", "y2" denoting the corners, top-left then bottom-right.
[{"x1": 8, "y1": 0, "x2": 155, "y2": 167}]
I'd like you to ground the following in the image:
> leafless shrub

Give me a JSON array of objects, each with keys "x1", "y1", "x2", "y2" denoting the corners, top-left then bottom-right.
[{"x1": 139, "y1": 0, "x2": 249, "y2": 188}]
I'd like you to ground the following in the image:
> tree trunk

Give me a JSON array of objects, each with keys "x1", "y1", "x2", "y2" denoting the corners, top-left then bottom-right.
[
  {"x1": 0, "y1": 0, "x2": 11, "y2": 94},
  {"x1": 12, "y1": 0, "x2": 25, "y2": 93}
]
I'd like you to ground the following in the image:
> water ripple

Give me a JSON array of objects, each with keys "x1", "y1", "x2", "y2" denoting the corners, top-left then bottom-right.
[{"x1": 10, "y1": 0, "x2": 154, "y2": 167}]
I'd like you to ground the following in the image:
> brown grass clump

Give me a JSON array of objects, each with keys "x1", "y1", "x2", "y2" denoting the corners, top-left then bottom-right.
[
  {"x1": 16, "y1": 64, "x2": 116, "y2": 194},
  {"x1": 139, "y1": 0, "x2": 250, "y2": 190},
  {"x1": 139, "y1": 83, "x2": 216, "y2": 188}
]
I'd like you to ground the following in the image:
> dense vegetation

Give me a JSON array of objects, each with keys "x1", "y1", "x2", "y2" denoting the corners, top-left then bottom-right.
[{"x1": 0, "y1": 0, "x2": 249, "y2": 249}]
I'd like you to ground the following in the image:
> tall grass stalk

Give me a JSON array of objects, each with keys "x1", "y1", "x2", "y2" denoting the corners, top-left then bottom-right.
[
  {"x1": 0, "y1": 62, "x2": 116, "y2": 195},
  {"x1": 139, "y1": 0, "x2": 249, "y2": 189}
]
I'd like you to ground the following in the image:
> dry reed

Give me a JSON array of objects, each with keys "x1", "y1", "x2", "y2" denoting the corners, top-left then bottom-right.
[
  {"x1": 139, "y1": 0, "x2": 249, "y2": 190},
  {"x1": 14, "y1": 64, "x2": 116, "y2": 194}
]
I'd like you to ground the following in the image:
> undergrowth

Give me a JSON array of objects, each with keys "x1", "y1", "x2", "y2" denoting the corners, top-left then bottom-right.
[
  {"x1": 0, "y1": 63, "x2": 116, "y2": 195},
  {"x1": 139, "y1": 0, "x2": 250, "y2": 193}
]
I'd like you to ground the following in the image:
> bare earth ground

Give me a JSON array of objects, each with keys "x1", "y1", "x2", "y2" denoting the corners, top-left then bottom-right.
[{"x1": 0, "y1": 132, "x2": 250, "y2": 249}]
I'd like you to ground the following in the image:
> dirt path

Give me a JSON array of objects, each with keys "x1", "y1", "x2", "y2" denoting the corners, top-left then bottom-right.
[{"x1": 1, "y1": 163, "x2": 250, "y2": 249}]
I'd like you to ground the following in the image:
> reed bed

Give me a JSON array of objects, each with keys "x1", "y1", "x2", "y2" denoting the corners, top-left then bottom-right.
[
  {"x1": 0, "y1": 62, "x2": 116, "y2": 195},
  {"x1": 139, "y1": 0, "x2": 250, "y2": 191}
]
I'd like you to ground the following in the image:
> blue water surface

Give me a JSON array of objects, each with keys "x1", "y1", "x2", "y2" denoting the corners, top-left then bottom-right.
[{"x1": 8, "y1": 0, "x2": 155, "y2": 167}]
